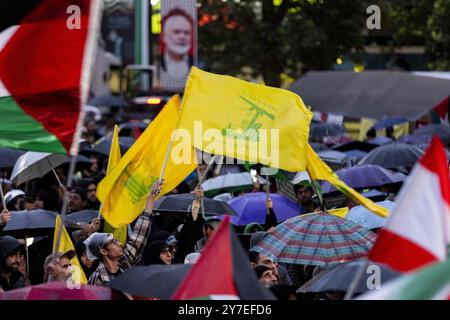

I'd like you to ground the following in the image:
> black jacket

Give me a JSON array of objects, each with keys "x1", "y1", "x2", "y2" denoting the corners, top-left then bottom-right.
[{"x1": 0, "y1": 235, "x2": 25, "y2": 291}]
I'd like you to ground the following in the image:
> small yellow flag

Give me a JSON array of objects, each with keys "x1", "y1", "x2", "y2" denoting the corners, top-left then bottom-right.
[
  {"x1": 306, "y1": 144, "x2": 389, "y2": 218},
  {"x1": 328, "y1": 207, "x2": 349, "y2": 218},
  {"x1": 53, "y1": 215, "x2": 88, "y2": 285},
  {"x1": 97, "y1": 95, "x2": 197, "y2": 227},
  {"x1": 101, "y1": 125, "x2": 127, "y2": 244},
  {"x1": 177, "y1": 67, "x2": 313, "y2": 172}
]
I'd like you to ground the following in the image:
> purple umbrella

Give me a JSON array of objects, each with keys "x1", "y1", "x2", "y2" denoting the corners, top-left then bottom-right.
[
  {"x1": 227, "y1": 192, "x2": 301, "y2": 226},
  {"x1": 321, "y1": 165, "x2": 400, "y2": 194}
]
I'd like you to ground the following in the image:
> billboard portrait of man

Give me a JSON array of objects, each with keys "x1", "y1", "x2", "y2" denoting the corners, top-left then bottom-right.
[{"x1": 159, "y1": 1, "x2": 197, "y2": 91}]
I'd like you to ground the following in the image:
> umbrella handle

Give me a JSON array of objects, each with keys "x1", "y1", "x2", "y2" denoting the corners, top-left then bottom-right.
[
  {"x1": 0, "y1": 179, "x2": 6, "y2": 209},
  {"x1": 343, "y1": 260, "x2": 369, "y2": 300}
]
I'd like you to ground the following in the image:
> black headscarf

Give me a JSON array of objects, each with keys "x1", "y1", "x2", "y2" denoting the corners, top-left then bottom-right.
[{"x1": 144, "y1": 240, "x2": 170, "y2": 265}]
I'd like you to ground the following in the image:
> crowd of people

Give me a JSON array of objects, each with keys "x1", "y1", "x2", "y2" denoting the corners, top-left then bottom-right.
[{"x1": 0, "y1": 113, "x2": 448, "y2": 300}]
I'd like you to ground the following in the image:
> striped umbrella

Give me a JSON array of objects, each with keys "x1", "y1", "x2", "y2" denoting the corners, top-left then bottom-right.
[{"x1": 253, "y1": 212, "x2": 377, "y2": 266}]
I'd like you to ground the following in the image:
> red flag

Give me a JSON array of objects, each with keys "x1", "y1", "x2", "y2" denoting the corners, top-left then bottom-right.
[
  {"x1": 171, "y1": 216, "x2": 275, "y2": 300},
  {"x1": 0, "y1": 0, "x2": 102, "y2": 154},
  {"x1": 369, "y1": 136, "x2": 450, "y2": 272}
]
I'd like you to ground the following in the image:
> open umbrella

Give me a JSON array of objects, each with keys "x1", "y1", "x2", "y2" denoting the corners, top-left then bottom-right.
[
  {"x1": 10, "y1": 152, "x2": 68, "y2": 186},
  {"x1": 108, "y1": 264, "x2": 192, "y2": 300},
  {"x1": 1, "y1": 210, "x2": 79, "y2": 238},
  {"x1": 227, "y1": 192, "x2": 301, "y2": 226},
  {"x1": 332, "y1": 141, "x2": 377, "y2": 153},
  {"x1": 202, "y1": 172, "x2": 266, "y2": 197},
  {"x1": 83, "y1": 136, "x2": 135, "y2": 157},
  {"x1": 298, "y1": 259, "x2": 401, "y2": 295},
  {"x1": 253, "y1": 212, "x2": 376, "y2": 266},
  {"x1": 309, "y1": 122, "x2": 346, "y2": 140},
  {"x1": 397, "y1": 134, "x2": 431, "y2": 145},
  {"x1": 345, "y1": 200, "x2": 395, "y2": 229},
  {"x1": 153, "y1": 193, "x2": 236, "y2": 216},
  {"x1": 310, "y1": 142, "x2": 329, "y2": 152},
  {"x1": 372, "y1": 116, "x2": 408, "y2": 131},
  {"x1": 369, "y1": 136, "x2": 394, "y2": 146},
  {"x1": 0, "y1": 148, "x2": 26, "y2": 168},
  {"x1": 358, "y1": 143, "x2": 424, "y2": 170},
  {"x1": 0, "y1": 281, "x2": 115, "y2": 300},
  {"x1": 413, "y1": 124, "x2": 450, "y2": 144},
  {"x1": 88, "y1": 94, "x2": 127, "y2": 108},
  {"x1": 321, "y1": 165, "x2": 401, "y2": 194},
  {"x1": 317, "y1": 150, "x2": 348, "y2": 163},
  {"x1": 66, "y1": 209, "x2": 99, "y2": 225}
]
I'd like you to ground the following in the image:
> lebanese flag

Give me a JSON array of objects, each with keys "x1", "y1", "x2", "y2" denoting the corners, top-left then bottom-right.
[
  {"x1": 171, "y1": 216, "x2": 275, "y2": 300},
  {"x1": 0, "y1": 0, "x2": 102, "y2": 154},
  {"x1": 368, "y1": 136, "x2": 450, "y2": 272}
]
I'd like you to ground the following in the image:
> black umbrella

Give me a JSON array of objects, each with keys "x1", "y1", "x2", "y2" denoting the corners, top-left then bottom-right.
[
  {"x1": 332, "y1": 141, "x2": 377, "y2": 153},
  {"x1": 153, "y1": 193, "x2": 236, "y2": 216},
  {"x1": 88, "y1": 94, "x2": 127, "y2": 107},
  {"x1": 309, "y1": 122, "x2": 346, "y2": 140},
  {"x1": 66, "y1": 209, "x2": 99, "y2": 225},
  {"x1": 310, "y1": 142, "x2": 329, "y2": 152},
  {"x1": 108, "y1": 264, "x2": 192, "y2": 300},
  {"x1": 358, "y1": 142, "x2": 424, "y2": 170},
  {"x1": 83, "y1": 136, "x2": 135, "y2": 157},
  {"x1": 297, "y1": 259, "x2": 401, "y2": 295},
  {"x1": 0, "y1": 147, "x2": 26, "y2": 168},
  {"x1": 60, "y1": 154, "x2": 92, "y2": 171},
  {"x1": 413, "y1": 124, "x2": 450, "y2": 144},
  {"x1": 1, "y1": 210, "x2": 79, "y2": 238}
]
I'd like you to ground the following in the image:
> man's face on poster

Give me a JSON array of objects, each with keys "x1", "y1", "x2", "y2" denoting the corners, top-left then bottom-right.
[{"x1": 164, "y1": 15, "x2": 192, "y2": 56}]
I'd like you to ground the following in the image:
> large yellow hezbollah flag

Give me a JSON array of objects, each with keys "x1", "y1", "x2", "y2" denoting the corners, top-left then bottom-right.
[
  {"x1": 177, "y1": 67, "x2": 313, "y2": 172},
  {"x1": 101, "y1": 125, "x2": 127, "y2": 244},
  {"x1": 306, "y1": 144, "x2": 389, "y2": 218},
  {"x1": 97, "y1": 95, "x2": 197, "y2": 227},
  {"x1": 53, "y1": 215, "x2": 87, "y2": 285}
]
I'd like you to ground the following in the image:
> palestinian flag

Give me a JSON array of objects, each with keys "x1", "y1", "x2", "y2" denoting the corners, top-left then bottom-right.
[
  {"x1": 358, "y1": 258, "x2": 450, "y2": 300},
  {"x1": 368, "y1": 136, "x2": 450, "y2": 272},
  {"x1": 0, "y1": 0, "x2": 102, "y2": 154},
  {"x1": 432, "y1": 96, "x2": 449, "y2": 126},
  {"x1": 171, "y1": 216, "x2": 275, "y2": 300}
]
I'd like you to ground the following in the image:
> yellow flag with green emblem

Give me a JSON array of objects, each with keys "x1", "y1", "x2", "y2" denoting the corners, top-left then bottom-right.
[
  {"x1": 177, "y1": 67, "x2": 313, "y2": 172},
  {"x1": 53, "y1": 215, "x2": 87, "y2": 285},
  {"x1": 305, "y1": 144, "x2": 389, "y2": 218},
  {"x1": 97, "y1": 95, "x2": 197, "y2": 227},
  {"x1": 101, "y1": 125, "x2": 127, "y2": 244}
]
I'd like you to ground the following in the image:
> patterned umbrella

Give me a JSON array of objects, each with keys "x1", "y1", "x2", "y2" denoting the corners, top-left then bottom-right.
[{"x1": 253, "y1": 212, "x2": 377, "y2": 266}]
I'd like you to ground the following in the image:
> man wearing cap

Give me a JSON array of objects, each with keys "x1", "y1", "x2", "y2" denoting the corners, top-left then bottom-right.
[
  {"x1": 0, "y1": 235, "x2": 25, "y2": 291},
  {"x1": 43, "y1": 250, "x2": 76, "y2": 282},
  {"x1": 4, "y1": 189, "x2": 26, "y2": 211},
  {"x1": 85, "y1": 181, "x2": 162, "y2": 286}
]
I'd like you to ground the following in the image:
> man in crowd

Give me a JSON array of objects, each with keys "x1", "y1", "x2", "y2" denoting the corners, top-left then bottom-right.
[
  {"x1": 294, "y1": 184, "x2": 320, "y2": 214},
  {"x1": 43, "y1": 250, "x2": 76, "y2": 282},
  {"x1": 0, "y1": 235, "x2": 25, "y2": 291},
  {"x1": 254, "y1": 265, "x2": 278, "y2": 288},
  {"x1": 85, "y1": 181, "x2": 162, "y2": 286},
  {"x1": 69, "y1": 188, "x2": 87, "y2": 213}
]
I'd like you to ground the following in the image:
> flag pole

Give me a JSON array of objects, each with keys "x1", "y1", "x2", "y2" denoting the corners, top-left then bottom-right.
[
  {"x1": 305, "y1": 167, "x2": 325, "y2": 212},
  {"x1": 158, "y1": 139, "x2": 173, "y2": 182},
  {"x1": 0, "y1": 178, "x2": 6, "y2": 210},
  {"x1": 265, "y1": 173, "x2": 270, "y2": 216},
  {"x1": 53, "y1": 154, "x2": 78, "y2": 261}
]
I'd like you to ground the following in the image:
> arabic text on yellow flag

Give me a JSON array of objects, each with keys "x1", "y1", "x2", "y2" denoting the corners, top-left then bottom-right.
[
  {"x1": 101, "y1": 125, "x2": 127, "y2": 244},
  {"x1": 306, "y1": 144, "x2": 389, "y2": 218},
  {"x1": 53, "y1": 215, "x2": 87, "y2": 285},
  {"x1": 177, "y1": 67, "x2": 313, "y2": 172},
  {"x1": 97, "y1": 95, "x2": 197, "y2": 227}
]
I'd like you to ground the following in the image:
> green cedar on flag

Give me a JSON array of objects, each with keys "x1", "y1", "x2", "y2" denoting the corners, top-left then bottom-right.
[{"x1": 0, "y1": 0, "x2": 102, "y2": 154}]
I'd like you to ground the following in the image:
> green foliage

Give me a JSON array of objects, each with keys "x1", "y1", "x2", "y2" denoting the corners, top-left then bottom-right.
[{"x1": 198, "y1": 0, "x2": 368, "y2": 87}]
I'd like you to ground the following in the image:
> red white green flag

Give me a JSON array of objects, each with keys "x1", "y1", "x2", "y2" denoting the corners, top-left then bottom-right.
[
  {"x1": 368, "y1": 136, "x2": 450, "y2": 272},
  {"x1": 0, "y1": 0, "x2": 102, "y2": 154}
]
